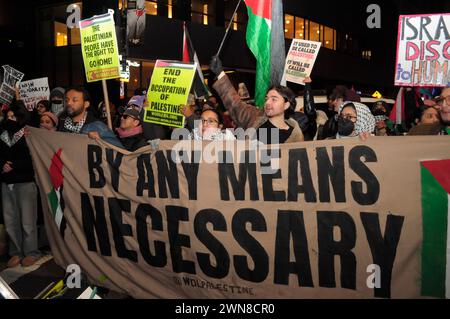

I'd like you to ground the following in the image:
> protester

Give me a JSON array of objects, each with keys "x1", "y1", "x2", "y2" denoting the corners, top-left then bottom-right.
[
  {"x1": 127, "y1": 95, "x2": 171, "y2": 141},
  {"x1": 209, "y1": 56, "x2": 303, "y2": 144},
  {"x1": 36, "y1": 100, "x2": 51, "y2": 116},
  {"x1": 331, "y1": 102, "x2": 375, "y2": 139},
  {"x1": 188, "y1": 108, "x2": 236, "y2": 141},
  {"x1": 29, "y1": 100, "x2": 51, "y2": 128},
  {"x1": 58, "y1": 86, "x2": 124, "y2": 148},
  {"x1": 49, "y1": 87, "x2": 65, "y2": 117},
  {"x1": 0, "y1": 100, "x2": 41, "y2": 267},
  {"x1": 436, "y1": 87, "x2": 450, "y2": 135},
  {"x1": 318, "y1": 85, "x2": 361, "y2": 139},
  {"x1": 40, "y1": 111, "x2": 58, "y2": 131},
  {"x1": 115, "y1": 108, "x2": 148, "y2": 151},
  {"x1": 371, "y1": 101, "x2": 393, "y2": 136}
]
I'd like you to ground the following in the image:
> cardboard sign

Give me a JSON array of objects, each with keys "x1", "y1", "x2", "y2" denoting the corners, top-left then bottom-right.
[
  {"x1": 395, "y1": 13, "x2": 450, "y2": 87},
  {"x1": 19, "y1": 77, "x2": 50, "y2": 111},
  {"x1": 26, "y1": 127, "x2": 450, "y2": 299},
  {"x1": 0, "y1": 65, "x2": 24, "y2": 105},
  {"x1": 79, "y1": 10, "x2": 120, "y2": 82},
  {"x1": 144, "y1": 60, "x2": 196, "y2": 128},
  {"x1": 282, "y1": 39, "x2": 321, "y2": 85}
]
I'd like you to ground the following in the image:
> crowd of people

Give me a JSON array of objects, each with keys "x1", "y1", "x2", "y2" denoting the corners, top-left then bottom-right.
[{"x1": 0, "y1": 55, "x2": 449, "y2": 269}]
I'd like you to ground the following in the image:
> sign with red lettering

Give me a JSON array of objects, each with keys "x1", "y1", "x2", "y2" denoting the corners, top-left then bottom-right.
[{"x1": 395, "y1": 13, "x2": 450, "y2": 87}]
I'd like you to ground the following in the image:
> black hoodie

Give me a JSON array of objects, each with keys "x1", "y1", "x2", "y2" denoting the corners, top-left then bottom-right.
[{"x1": 0, "y1": 100, "x2": 35, "y2": 184}]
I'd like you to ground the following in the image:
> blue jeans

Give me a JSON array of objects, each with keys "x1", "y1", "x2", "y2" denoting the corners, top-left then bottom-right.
[{"x1": 1, "y1": 182, "x2": 40, "y2": 258}]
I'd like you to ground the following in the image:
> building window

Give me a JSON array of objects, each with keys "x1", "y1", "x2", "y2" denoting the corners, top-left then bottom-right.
[
  {"x1": 362, "y1": 50, "x2": 372, "y2": 60},
  {"x1": 284, "y1": 14, "x2": 294, "y2": 39},
  {"x1": 295, "y1": 17, "x2": 306, "y2": 39},
  {"x1": 55, "y1": 21, "x2": 68, "y2": 47},
  {"x1": 225, "y1": 0, "x2": 246, "y2": 31},
  {"x1": 70, "y1": 27, "x2": 81, "y2": 45},
  {"x1": 284, "y1": 14, "x2": 342, "y2": 52},
  {"x1": 323, "y1": 26, "x2": 335, "y2": 50},
  {"x1": 191, "y1": 0, "x2": 215, "y2": 26},
  {"x1": 168, "y1": 0, "x2": 173, "y2": 18},
  {"x1": 145, "y1": 1, "x2": 158, "y2": 15},
  {"x1": 309, "y1": 21, "x2": 320, "y2": 42}
]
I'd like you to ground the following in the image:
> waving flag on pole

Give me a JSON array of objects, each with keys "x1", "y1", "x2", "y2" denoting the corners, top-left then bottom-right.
[
  {"x1": 182, "y1": 22, "x2": 210, "y2": 99},
  {"x1": 244, "y1": 0, "x2": 285, "y2": 107}
]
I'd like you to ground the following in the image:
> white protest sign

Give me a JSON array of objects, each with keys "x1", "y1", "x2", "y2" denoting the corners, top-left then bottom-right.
[
  {"x1": 19, "y1": 77, "x2": 50, "y2": 111},
  {"x1": 0, "y1": 65, "x2": 24, "y2": 105},
  {"x1": 282, "y1": 39, "x2": 321, "y2": 85},
  {"x1": 395, "y1": 13, "x2": 450, "y2": 87}
]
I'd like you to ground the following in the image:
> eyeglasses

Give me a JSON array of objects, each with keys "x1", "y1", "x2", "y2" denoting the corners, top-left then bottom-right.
[
  {"x1": 201, "y1": 118, "x2": 218, "y2": 125},
  {"x1": 435, "y1": 96, "x2": 450, "y2": 106},
  {"x1": 122, "y1": 115, "x2": 136, "y2": 120},
  {"x1": 340, "y1": 114, "x2": 357, "y2": 122}
]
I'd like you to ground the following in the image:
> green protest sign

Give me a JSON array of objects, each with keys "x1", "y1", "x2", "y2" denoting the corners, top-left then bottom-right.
[
  {"x1": 79, "y1": 10, "x2": 120, "y2": 82},
  {"x1": 144, "y1": 60, "x2": 196, "y2": 128}
]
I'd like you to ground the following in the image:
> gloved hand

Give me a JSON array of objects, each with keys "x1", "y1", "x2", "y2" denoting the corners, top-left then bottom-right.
[{"x1": 209, "y1": 55, "x2": 223, "y2": 76}]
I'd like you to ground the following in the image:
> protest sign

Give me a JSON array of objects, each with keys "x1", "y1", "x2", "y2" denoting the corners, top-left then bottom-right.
[
  {"x1": 79, "y1": 9, "x2": 120, "y2": 82},
  {"x1": 395, "y1": 13, "x2": 450, "y2": 87},
  {"x1": 144, "y1": 60, "x2": 196, "y2": 128},
  {"x1": 26, "y1": 127, "x2": 450, "y2": 299},
  {"x1": 282, "y1": 39, "x2": 321, "y2": 85},
  {"x1": 0, "y1": 65, "x2": 24, "y2": 105},
  {"x1": 19, "y1": 77, "x2": 50, "y2": 111}
]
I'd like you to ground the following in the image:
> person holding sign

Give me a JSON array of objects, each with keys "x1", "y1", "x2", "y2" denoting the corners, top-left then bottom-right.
[{"x1": 209, "y1": 56, "x2": 303, "y2": 144}]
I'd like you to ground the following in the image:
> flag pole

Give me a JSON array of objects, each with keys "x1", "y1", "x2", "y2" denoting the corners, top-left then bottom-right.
[
  {"x1": 215, "y1": 0, "x2": 243, "y2": 57},
  {"x1": 101, "y1": 79, "x2": 113, "y2": 130}
]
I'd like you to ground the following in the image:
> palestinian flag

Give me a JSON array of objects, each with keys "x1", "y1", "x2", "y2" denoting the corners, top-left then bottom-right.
[
  {"x1": 244, "y1": 0, "x2": 285, "y2": 107},
  {"x1": 421, "y1": 159, "x2": 450, "y2": 298},
  {"x1": 47, "y1": 149, "x2": 67, "y2": 237},
  {"x1": 182, "y1": 22, "x2": 211, "y2": 99},
  {"x1": 389, "y1": 87, "x2": 405, "y2": 125}
]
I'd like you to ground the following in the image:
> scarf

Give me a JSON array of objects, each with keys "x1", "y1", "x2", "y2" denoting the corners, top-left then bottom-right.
[
  {"x1": 0, "y1": 128, "x2": 25, "y2": 147},
  {"x1": 116, "y1": 125, "x2": 143, "y2": 138},
  {"x1": 63, "y1": 113, "x2": 87, "y2": 133}
]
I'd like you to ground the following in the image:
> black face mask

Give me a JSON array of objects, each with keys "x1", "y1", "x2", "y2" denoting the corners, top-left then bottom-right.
[
  {"x1": 3, "y1": 119, "x2": 22, "y2": 133},
  {"x1": 372, "y1": 109, "x2": 387, "y2": 117},
  {"x1": 338, "y1": 117, "x2": 355, "y2": 136}
]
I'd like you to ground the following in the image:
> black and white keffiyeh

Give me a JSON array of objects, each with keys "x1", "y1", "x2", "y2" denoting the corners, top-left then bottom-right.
[
  {"x1": 0, "y1": 128, "x2": 25, "y2": 147},
  {"x1": 339, "y1": 101, "x2": 375, "y2": 135},
  {"x1": 63, "y1": 113, "x2": 87, "y2": 133}
]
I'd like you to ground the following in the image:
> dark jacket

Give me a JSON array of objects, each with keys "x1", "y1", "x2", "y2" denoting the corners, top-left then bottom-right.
[
  {"x1": 120, "y1": 133, "x2": 148, "y2": 152},
  {"x1": 58, "y1": 111, "x2": 124, "y2": 148},
  {"x1": 213, "y1": 74, "x2": 304, "y2": 143},
  {"x1": 292, "y1": 83, "x2": 317, "y2": 141},
  {"x1": 0, "y1": 134, "x2": 35, "y2": 184},
  {"x1": 0, "y1": 100, "x2": 35, "y2": 184}
]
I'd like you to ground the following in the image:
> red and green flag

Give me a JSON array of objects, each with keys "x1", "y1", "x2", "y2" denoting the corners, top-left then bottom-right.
[
  {"x1": 421, "y1": 159, "x2": 450, "y2": 298},
  {"x1": 244, "y1": 0, "x2": 285, "y2": 107},
  {"x1": 47, "y1": 148, "x2": 66, "y2": 236}
]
